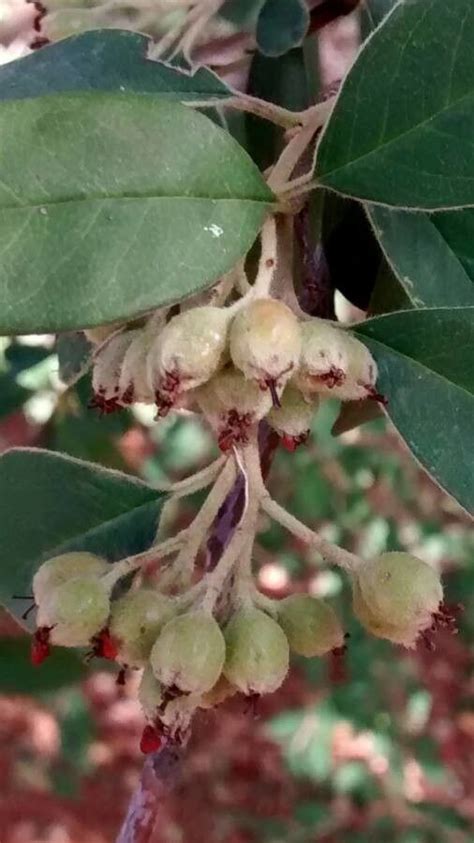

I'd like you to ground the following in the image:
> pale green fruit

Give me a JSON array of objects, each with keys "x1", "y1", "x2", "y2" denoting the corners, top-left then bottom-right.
[
  {"x1": 118, "y1": 330, "x2": 155, "y2": 405},
  {"x1": 355, "y1": 553, "x2": 443, "y2": 647},
  {"x1": 37, "y1": 575, "x2": 111, "y2": 647},
  {"x1": 148, "y1": 306, "x2": 229, "y2": 399},
  {"x1": 91, "y1": 330, "x2": 136, "y2": 410},
  {"x1": 329, "y1": 334, "x2": 378, "y2": 402},
  {"x1": 229, "y1": 299, "x2": 301, "y2": 390},
  {"x1": 293, "y1": 319, "x2": 349, "y2": 396},
  {"x1": 224, "y1": 608, "x2": 289, "y2": 695},
  {"x1": 109, "y1": 589, "x2": 176, "y2": 667},
  {"x1": 352, "y1": 579, "x2": 414, "y2": 646},
  {"x1": 138, "y1": 665, "x2": 163, "y2": 721},
  {"x1": 267, "y1": 387, "x2": 318, "y2": 438},
  {"x1": 196, "y1": 368, "x2": 273, "y2": 450},
  {"x1": 33, "y1": 552, "x2": 108, "y2": 606},
  {"x1": 150, "y1": 611, "x2": 225, "y2": 694},
  {"x1": 277, "y1": 594, "x2": 344, "y2": 657}
]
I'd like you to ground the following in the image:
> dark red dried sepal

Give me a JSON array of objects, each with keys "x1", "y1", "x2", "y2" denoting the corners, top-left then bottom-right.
[
  {"x1": 31, "y1": 626, "x2": 53, "y2": 666},
  {"x1": 419, "y1": 602, "x2": 462, "y2": 652},
  {"x1": 89, "y1": 389, "x2": 122, "y2": 415},
  {"x1": 280, "y1": 431, "x2": 309, "y2": 452},
  {"x1": 90, "y1": 627, "x2": 119, "y2": 661},
  {"x1": 218, "y1": 409, "x2": 254, "y2": 452}
]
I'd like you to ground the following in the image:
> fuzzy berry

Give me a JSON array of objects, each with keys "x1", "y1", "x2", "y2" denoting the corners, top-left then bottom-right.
[
  {"x1": 118, "y1": 329, "x2": 155, "y2": 406},
  {"x1": 90, "y1": 331, "x2": 136, "y2": 413},
  {"x1": 33, "y1": 552, "x2": 108, "y2": 606},
  {"x1": 328, "y1": 333, "x2": 380, "y2": 403},
  {"x1": 197, "y1": 368, "x2": 272, "y2": 451},
  {"x1": 223, "y1": 608, "x2": 289, "y2": 695},
  {"x1": 277, "y1": 594, "x2": 344, "y2": 657},
  {"x1": 229, "y1": 299, "x2": 301, "y2": 402},
  {"x1": 150, "y1": 610, "x2": 225, "y2": 694},
  {"x1": 147, "y1": 306, "x2": 229, "y2": 415},
  {"x1": 109, "y1": 589, "x2": 175, "y2": 667},
  {"x1": 37, "y1": 575, "x2": 111, "y2": 648},
  {"x1": 267, "y1": 386, "x2": 317, "y2": 450},
  {"x1": 294, "y1": 319, "x2": 349, "y2": 396},
  {"x1": 353, "y1": 552, "x2": 444, "y2": 648}
]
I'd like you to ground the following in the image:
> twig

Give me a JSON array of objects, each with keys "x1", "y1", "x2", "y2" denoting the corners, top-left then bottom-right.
[
  {"x1": 116, "y1": 744, "x2": 183, "y2": 843},
  {"x1": 261, "y1": 495, "x2": 360, "y2": 573},
  {"x1": 295, "y1": 205, "x2": 336, "y2": 319}
]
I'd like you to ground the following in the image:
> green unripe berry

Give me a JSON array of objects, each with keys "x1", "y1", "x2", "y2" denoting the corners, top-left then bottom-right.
[
  {"x1": 352, "y1": 579, "x2": 411, "y2": 645},
  {"x1": 118, "y1": 330, "x2": 155, "y2": 405},
  {"x1": 197, "y1": 368, "x2": 272, "y2": 450},
  {"x1": 138, "y1": 665, "x2": 163, "y2": 721},
  {"x1": 294, "y1": 319, "x2": 349, "y2": 395},
  {"x1": 267, "y1": 386, "x2": 318, "y2": 445},
  {"x1": 109, "y1": 589, "x2": 175, "y2": 667},
  {"x1": 37, "y1": 575, "x2": 111, "y2": 647},
  {"x1": 150, "y1": 610, "x2": 225, "y2": 694},
  {"x1": 230, "y1": 299, "x2": 301, "y2": 391},
  {"x1": 33, "y1": 552, "x2": 108, "y2": 606},
  {"x1": 355, "y1": 552, "x2": 443, "y2": 647},
  {"x1": 329, "y1": 334, "x2": 378, "y2": 402},
  {"x1": 147, "y1": 306, "x2": 229, "y2": 412},
  {"x1": 277, "y1": 594, "x2": 344, "y2": 657},
  {"x1": 224, "y1": 608, "x2": 289, "y2": 695},
  {"x1": 91, "y1": 330, "x2": 136, "y2": 412}
]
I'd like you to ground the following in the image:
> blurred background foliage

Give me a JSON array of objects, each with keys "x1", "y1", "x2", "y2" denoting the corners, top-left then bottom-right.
[{"x1": 0, "y1": 332, "x2": 472, "y2": 843}]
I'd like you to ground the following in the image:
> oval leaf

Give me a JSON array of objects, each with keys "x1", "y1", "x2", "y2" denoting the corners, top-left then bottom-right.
[
  {"x1": 367, "y1": 206, "x2": 474, "y2": 307},
  {"x1": 0, "y1": 448, "x2": 167, "y2": 627},
  {"x1": 316, "y1": 0, "x2": 474, "y2": 210},
  {"x1": 0, "y1": 93, "x2": 272, "y2": 333},
  {"x1": 256, "y1": 0, "x2": 309, "y2": 58},
  {"x1": 353, "y1": 308, "x2": 474, "y2": 512},
  {"x1": 0, "y1": 29, "x2": 231, "y2": 102}
]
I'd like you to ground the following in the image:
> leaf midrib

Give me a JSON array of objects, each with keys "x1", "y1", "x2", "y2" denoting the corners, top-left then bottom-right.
[
  {"x1": 358, "y1": 333, "x2": 474, "y2": 399},
  {"x1": 0, "y1": 193, "x2": 273, "y2": 212}
]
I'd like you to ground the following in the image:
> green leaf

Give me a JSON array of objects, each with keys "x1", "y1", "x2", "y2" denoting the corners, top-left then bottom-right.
[
  {"x1": 256, "y1": 0, "x2": 309, "y2": 58},
  {"x1": 316, "y1": 0, "x2": 474, "y2": 210},
  {"x1": 368, "y1": 257, "x2": 413, "y2": 315},
  {"x1": 0, "y1": 448, "x2": 167, "y2": 626},
  {"x1": 0, "y1": 372, "x2": 30, "y2": 419},
  {"x1": 0, "y1": 637, "x2": 87, "y2": 694},
  {"x1": 367, "y1": 207, "x2": 474, "y2": 307},
  {"x1": 353, "y1": 308, "x2": 474, "y2": 511},
  {"x1": 0, "y1": 93, "x2": 272, "y2": 334},
  {"x1": 361, "y1": 0, "x2": 398, "y2": 34},
  {"x1": 0, "y1": 29, "x2": 231, "y2": 102},
  {"x1": 56, "y1": 332, "x2": 93, "y2": 387}
]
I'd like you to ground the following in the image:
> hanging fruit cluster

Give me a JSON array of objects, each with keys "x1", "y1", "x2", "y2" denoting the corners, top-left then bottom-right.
[
  {"x1": 88, "y1": 294, "x2": 383, "y2": 453},
  {"x1": 29, "y1": 221, "x2": 454, "y2": 755},
  {"x1": 31, "y1": 551, "x2": 348, "y2": 751}
]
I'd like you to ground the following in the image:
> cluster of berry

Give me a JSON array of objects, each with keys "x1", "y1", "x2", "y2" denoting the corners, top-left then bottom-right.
[
  {"x1": 32, "y1": 551, "x2": 346, "y2": 749},
  {"x1": 31, "y1": 549, "x2": 449, "y2": 753},
  {"x1": 88, "y1": 297, "x2": 383, "y2": 452}
]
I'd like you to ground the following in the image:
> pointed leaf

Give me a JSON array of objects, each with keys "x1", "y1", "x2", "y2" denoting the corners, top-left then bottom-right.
[
  {"x1": 316, "y1": 0, "x2": 474, "y2": 210},
  {"x1": 367, "y1": 207, "x2": 474, "y2": 307},
  {"x1": 0, "y1": 448, "x2": 167, "y2": 626},
  {"x1": 353, "y1": 308, "x2": 474, "y2": 511},
  {"x1": 0, "y1": 29, "x2": 231, "y2": 102},
  {"x1": 0, "y1": 93, "x2": 273, "y2": 334}
]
